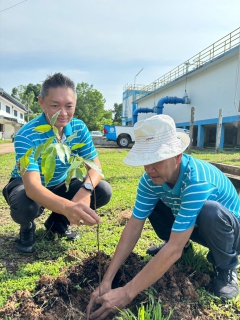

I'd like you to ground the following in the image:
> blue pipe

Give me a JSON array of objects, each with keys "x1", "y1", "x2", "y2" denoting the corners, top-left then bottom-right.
[
  {"x1": 132, "y1": 108, "x2": 154, "y2": 125},
  {"x1": 132, "y1": 95, "x2": 190, "y2": 124},
  {"x1": 157, "y1": 96, "x2": 186, "y2": 114}
]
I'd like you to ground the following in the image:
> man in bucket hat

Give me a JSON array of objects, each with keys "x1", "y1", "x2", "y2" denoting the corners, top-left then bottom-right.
[{"x1": 87, "y1": 114, "x2": 240, "y2": 320}]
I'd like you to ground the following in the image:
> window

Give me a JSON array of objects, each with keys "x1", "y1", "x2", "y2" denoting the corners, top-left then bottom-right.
[
  {"x1": 6, "y1": 106, "x2": 10, "y2": 114},
  {"x1": 14, "y1": 110, "x2": 17, "y2": 117},
  {"x1": 20, "y1": 113, "x2": 23, "y2": 119},
  {"x1": 0, "y1": 124, "x2": 4, "y2": 132}
]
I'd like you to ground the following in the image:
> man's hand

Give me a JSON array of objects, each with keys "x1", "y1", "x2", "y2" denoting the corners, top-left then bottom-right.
[
  {"x1": 64, "y1": 201, "x2": 101, "y2": 226},
  {"x1": 87, "y1": 286, "x2": 132, "y2": 320},
  {"x1": 87, "y1": 281, "x2": 111, "y2": 319}
]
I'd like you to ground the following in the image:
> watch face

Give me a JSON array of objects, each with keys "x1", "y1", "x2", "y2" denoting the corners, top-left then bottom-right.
[{"x1": 83, "y1": 183, "x2": 93, "y2": 191}]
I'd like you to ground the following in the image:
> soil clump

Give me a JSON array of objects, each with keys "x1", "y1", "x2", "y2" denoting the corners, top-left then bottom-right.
[{"x1": 0, "y1": 251, "x2": 214, "y2": 319}]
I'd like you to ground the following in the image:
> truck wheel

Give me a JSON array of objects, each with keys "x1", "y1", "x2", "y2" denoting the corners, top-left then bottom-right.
[{"x1": 117, "y1": 136, "x2": 130, "y2": 148}]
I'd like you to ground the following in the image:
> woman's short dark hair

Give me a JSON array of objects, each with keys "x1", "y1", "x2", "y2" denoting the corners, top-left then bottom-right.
[{"x1": 40, "y1": 73, "x2": 76, "y2": 98}]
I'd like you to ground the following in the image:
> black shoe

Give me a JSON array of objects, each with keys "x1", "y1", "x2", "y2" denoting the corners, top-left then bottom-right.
[
  {"x1": 146, "y1": 240, "x2": 192, "y2": 256},
  {"x1": 15, "y1": 222, "x2": 36, "y2": 253},
  {"x1": 63, "y1": 226, "x2": 79, "y2": 240},
  {"x1": 44, "y1": 218, "x2": 79, "y2": 241},
  {"x1": 213, "y1": 266, "x2": 239, "y2": 300}
]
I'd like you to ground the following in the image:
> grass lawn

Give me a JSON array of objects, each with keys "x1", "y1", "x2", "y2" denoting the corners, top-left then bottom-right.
[
  {"x1": 0, "y1": 148, "x2": 240, "y2": 319},
  {"x1": 0, "y1": 140, "x2": 11, "y2": 144}
]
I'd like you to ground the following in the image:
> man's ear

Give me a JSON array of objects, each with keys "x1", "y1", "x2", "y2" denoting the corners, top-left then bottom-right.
[
  {"x1": 38, "y1": 96, "x2": 44, "y2": 110},
  {"x1": 176, "y1": 154, "x2": 182, "y2": 164}
]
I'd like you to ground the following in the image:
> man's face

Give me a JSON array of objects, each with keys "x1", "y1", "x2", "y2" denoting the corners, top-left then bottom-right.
[
  {"x1": 144, "y1": 154, "x2": 182, "y2": 186},
  {"x1": 38, "y1": 87, "x2": 76, "y2": 129}
]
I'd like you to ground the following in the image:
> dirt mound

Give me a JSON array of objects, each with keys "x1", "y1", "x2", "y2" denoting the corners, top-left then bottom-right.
[{"x1": 0, "y1": 251, "x2": 212, "y2": 320}]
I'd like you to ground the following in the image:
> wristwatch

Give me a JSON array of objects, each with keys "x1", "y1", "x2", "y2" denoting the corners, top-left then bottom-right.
[{"x1": 81, "y1": 182, "x2": 93, "y2": 194}]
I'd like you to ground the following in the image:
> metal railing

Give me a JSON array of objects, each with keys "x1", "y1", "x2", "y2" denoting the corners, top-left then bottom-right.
[{"x1": 124, "y1": 27, "x2": 240, "y2": 102}]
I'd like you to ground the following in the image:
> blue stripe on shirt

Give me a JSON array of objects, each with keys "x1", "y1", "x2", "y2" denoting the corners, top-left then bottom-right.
[
  {"x1": 132, "y1": 154, "x2": 240, "y2": 231},
  {"x1": 11, "y1": 112, "x2": 98, "y2": 187}
]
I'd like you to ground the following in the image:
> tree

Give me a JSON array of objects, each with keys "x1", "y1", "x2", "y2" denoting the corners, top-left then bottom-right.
[
  {"x1": 75, "y1": 82, "x2": 112, "y2": 131},
  {"x1": 11, "y1": 84, "x2": 42, "y2": 121},
  {"x1": 11, "y1": 85, "x2": 26, "y2": 102},
  {"x1": 113, "y1": 103, "x2": 122, "y2": 125},
  {"x1": 25, "y1": 83, "x2": 41, "y2": 102},
  {"x1": 11, "y1": 81, "x2": 113, "y2": 127}
]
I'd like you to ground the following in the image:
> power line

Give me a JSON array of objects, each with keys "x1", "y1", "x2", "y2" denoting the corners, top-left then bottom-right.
[{"x1": 0, "y1": 0, "x2": 28, "y2": 13}]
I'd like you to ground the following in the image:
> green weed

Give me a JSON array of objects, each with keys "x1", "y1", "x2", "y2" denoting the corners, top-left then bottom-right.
[{"x1": 117, "y1": 290, "x2": 174, "y2": 320}]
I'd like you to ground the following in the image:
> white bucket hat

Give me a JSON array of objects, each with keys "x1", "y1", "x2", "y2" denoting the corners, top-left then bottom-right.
[{"x1": 124, "y1": 114, "x2": 190, "y2": 166}]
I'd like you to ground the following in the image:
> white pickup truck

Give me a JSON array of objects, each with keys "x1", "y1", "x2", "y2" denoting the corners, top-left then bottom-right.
[{"x1": 103, "y1": 124, "x2": 189, "y2": 147}]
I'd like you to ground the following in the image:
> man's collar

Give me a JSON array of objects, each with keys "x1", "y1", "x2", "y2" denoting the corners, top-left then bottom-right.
[
  {"x1": 39, "y1": 112, "x2": 73, "y2": 137},
  {"x1": 161, "y1": 155, "x2": 187, "y2": 195},
  {"x1": 171, "y1": 155, "x2": 187, "y2": 195}
]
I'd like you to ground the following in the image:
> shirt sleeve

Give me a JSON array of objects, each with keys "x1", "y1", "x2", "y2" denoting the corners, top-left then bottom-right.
[
  {"x1": 132, "y1": 174, "x2": 160, "y2": 220},
  {"x1": 74, "y1": 122, "x2": 98, "y2": 160},
  {"x1": 172, "y1": 181, "x2": 218, "y2": 232},
  {"x1": 14, "y1": 134, "x2": 40, "y2": 173}
]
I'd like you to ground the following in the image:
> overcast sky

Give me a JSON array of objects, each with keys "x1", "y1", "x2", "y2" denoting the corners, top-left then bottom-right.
[{"x1": 0, "y1": 0, "x2": 240, "y2": 109}]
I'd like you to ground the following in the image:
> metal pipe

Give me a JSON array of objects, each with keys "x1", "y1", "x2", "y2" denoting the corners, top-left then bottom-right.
[
  {"x1": 132, "y1": 108, "x2": 154, "y2": 125},
  {"x1": 156, "y1": 95, "x2": 190, "y2": 114}
]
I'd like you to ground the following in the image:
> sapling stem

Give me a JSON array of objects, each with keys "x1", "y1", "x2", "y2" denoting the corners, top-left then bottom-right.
[{"x1": 88, "y1": 173, "x2": 102, "y2": 296}]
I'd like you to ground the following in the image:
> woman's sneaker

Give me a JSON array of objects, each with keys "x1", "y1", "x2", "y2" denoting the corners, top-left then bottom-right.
[
  {"x1": 15, "y1": 222, "x2": 36, "y2": 254},
  {"x1": 213, "y1": 266, "x2": 239, "y2": 300},
  {"x1": 146, "y1": 240, "x2": 192, "y2": 256}
]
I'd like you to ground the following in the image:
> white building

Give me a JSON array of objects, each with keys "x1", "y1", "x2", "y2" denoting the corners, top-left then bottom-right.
[
  {"x1": 0, "y1": 88, "x2": 27, "y2": 140},
  {"x1": 122, "y1": 27, "x2": 240, "y2": 150}
]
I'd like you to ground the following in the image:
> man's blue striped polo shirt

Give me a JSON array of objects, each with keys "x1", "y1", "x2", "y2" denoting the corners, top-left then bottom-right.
[
  {"x1": 11, "y1": 112, "x2": 98, "y2": 187},
  {"x1": 132, "y1": 154, "x2": 240, "y2": 232}
]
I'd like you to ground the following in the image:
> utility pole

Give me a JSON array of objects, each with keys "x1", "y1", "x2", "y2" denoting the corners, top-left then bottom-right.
[
  {"x1": 188, "y1": 106, "x2": 195, "y2": 153},
  {"x1": 216, "y1": 109, "x2": 223, "y2": 153},
  {"x1": 133, "y1": 68, "x2": 144, "y2": 101}
]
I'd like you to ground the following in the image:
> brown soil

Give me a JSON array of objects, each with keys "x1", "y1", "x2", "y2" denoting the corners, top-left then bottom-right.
[{"x1": 0, "y1": 251, "x2": 214, "y2": 320}]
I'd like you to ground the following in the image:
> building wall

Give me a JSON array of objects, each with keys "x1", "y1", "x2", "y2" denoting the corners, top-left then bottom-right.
[
  {"x1": 122, "y1": 45, "x2": 240, "y2": 149},
  {"x1": 136, "y1": 51, "x2": 239, "y2": 125},
  {"x1": 0, "y1": 95, "x2": 26, "y2": 139}
]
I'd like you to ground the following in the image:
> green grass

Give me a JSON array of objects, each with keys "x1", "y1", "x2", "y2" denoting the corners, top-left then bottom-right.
[
  {"x1": 0, "y1": 149, "x2": 240, "y2": 318},
  {"x1": 0, "y1": 140, "x2": 11, "y2": 144}
]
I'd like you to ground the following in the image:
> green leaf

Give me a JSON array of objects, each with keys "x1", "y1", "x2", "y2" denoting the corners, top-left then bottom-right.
[
  {"x1": 55, "y1": 144, "x2": 66, "y2": 164},
  {"x1": 71, "y1": 143, "x2": 85, "y2": 151},
  {"x1": 25, "y1": 147, "x2": 34, "y2": 157},
  {"x1": 33, "y1": 124, "x2": 52, "y2": 133},
  {"x1": 18, "y1": 155, "x2": 30, "y2": 175},
  {"x1": 34, "y1": 145, "x2": 44, "y2": 162},
  {"x1": 53, "y1": 126, "x2": 60, "y2": 141},
  {"x1": 43, "y1": 136, "x2": 55, "y2": 151},
  {"x1": 17, "y1": 147, "x2": 34, "y2": 175},
  {"x1": 41, "y1": 157, "x2": 46, "y2": 174},
  {"x1": 84, "y1": 159, "x2": 104, "y2": 177},
  {"x1": 69, "y1": 156, "x2": 74, "y2": 164},
  {"x1": 75, "y1": 167, "x2": 84, "y2": 181},
  {"x1": 44, "y1": 153, "x2": 56, "y2": 186},
  {"x1": 68, "y1": 160, "x2": 83, "y2": 171},
  {"x1": 42, "y1": 145, "x2": 55, "y2": 158},
  {"x1": 66, "y1": 132, "x2": 78, "y2": 143},
  {"x1": 50, "y1": 110, "x2": 61, "y2": 126},
  {"x1": 62, "y1": 144, "x2": 71, "y2": 161},
  {"x1": 65, "y1": 169, "x2": 74, "y2": 192}
]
